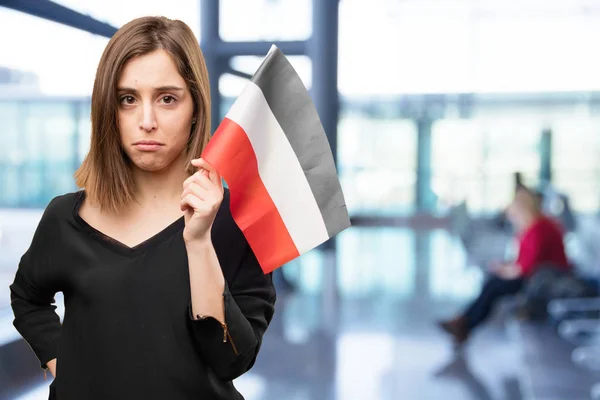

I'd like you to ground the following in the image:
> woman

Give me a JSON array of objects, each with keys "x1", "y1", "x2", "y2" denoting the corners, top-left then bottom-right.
[
  {"x1": 10, "y1": 16, "x2": 276, "y2": 399},
  {"x1": 438, "y1": 187, "x2": 568, "y2": 345}
]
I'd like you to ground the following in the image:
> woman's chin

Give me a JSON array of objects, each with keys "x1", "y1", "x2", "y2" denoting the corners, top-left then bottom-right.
[
  {"x1": 128, "y1": 150, "x2": 187, "y2": 174},
  {"x1": 132, "y1": 157, "x2": 169, "y2": 173}
]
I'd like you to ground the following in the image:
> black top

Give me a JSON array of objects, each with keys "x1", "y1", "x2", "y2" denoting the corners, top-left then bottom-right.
[{"x1": 9, "y1": 190, "x2": 276, "y2": 400}]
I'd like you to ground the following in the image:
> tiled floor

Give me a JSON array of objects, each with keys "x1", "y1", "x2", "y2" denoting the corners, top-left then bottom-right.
[{"x1": 0, "y1": 226, "x2": 571, "y2": 399}]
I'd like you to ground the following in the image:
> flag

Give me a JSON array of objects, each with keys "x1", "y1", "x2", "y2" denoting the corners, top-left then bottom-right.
[{"x1": 202, "y1": 45, "x2": 351, "y2": 274}]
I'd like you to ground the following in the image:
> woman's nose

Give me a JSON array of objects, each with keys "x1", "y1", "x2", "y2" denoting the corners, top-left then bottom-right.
[{"x1": 140, "y1": 104, "x2": 157, "y2": 132}]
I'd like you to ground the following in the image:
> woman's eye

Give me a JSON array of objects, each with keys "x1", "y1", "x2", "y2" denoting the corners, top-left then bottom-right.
[
  {"x1": 120, "y1": 96, "x2": 135, "y2": 105},
  {"x1": 162, "y1": 96, "x2": 176, "y2": 104}
]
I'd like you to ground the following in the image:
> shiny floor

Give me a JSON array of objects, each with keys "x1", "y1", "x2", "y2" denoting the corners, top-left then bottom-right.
[{"x1": 0, "y1": 227, "x2": 584, "y2": 399}]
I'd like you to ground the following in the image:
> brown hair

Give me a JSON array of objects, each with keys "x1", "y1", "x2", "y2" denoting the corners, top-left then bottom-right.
[
  {"x1": 75, "y1": 16, "x2": 211, "y2": 213},
  {"x1": 514, "y1": 186, "x2": 542, "y2": 214}
]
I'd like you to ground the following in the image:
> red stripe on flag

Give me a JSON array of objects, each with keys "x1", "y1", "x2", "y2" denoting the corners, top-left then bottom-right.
[{"x1": 202, "y1": 117, "x2": 300, "y2": 273}]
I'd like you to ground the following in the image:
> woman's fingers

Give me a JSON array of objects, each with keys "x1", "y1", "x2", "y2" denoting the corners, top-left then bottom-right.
[
  {"x1": 191, "y1": 158, "x2": 223, "y2": 192},
  {"x1": 180, "y1": 193, "x2": 203, "y2": 212},
  {"x1": 181, "y1": 159, "x2": 224, "y2": 217},
  {"x1": 180, "y1": 182, "x2": 222, "y2": 213},
  {"x1": 183, "y1": 170, "x2": 213, "y2": 192}
]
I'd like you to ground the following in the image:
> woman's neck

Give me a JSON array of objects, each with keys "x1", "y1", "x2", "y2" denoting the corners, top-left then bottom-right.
[
  {"x1": 132, "y1": 156, "x2": 191, "y2": 211},
  {"x1": 519, "y1": 212, "x2": 542, "y2": 232}
]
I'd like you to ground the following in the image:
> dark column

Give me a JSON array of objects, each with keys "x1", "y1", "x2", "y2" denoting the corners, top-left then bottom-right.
[
  {"x1": 540, "y1": 127, "x2": 552, "y2": 185},
  {"x1": 416, "y1": 117, "x2": 434, "y2": 212},
  {"x1": 200, "y1": 0, "x2": 223, "y2": 133},
  {"x1": 309, "y1": 0, "x2": 339, "y2": 166},
  {"x1": 414, "y1": 230, "x2": 431, "y2": 302},
  {"x1": 0, "y1": 0, "x2": 118, "y2": 37},
  {"x1": 307, "y1": 0, "x2": 341, "y2": 328}
]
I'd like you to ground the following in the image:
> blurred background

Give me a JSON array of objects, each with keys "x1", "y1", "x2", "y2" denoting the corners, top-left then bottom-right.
[{"x1": 1, "y1": 0, "x2": 600, "y2": 399}]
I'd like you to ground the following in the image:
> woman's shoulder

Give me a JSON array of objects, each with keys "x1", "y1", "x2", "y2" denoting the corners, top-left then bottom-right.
[
  {"x1": 25, "y1": 191, "x2": 82, "y2": 253},
  {"x1": 40, "y1": 190, "x2": 82, "y2": 224}
]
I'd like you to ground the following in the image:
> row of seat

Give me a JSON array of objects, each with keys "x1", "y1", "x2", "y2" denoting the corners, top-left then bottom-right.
[{"x1": 449, "y1": 183, "x2": 600, "y2": 399}]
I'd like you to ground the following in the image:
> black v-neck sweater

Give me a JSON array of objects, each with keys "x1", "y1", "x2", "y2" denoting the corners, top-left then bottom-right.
[{"x1": 9, "y1": 190, "x2": 276, "y2": 400}]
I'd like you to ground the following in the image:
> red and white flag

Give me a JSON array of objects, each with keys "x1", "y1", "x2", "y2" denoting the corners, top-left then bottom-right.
[{"x1": 202, "y1": 45, "x2": 350, "y2": 274}]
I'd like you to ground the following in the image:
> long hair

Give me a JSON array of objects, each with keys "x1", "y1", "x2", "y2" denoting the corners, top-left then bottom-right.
[{"x1": 74, "y1": 16, "x2": 211, "y2": 213}]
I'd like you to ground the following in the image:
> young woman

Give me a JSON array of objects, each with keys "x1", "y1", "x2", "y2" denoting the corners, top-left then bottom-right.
[
  {"x1": 10, "y1": 16, "x2": 276, "y2": 400},
  {"x1": 438, "y1": 187, "x2": 568, "y2": 345}
]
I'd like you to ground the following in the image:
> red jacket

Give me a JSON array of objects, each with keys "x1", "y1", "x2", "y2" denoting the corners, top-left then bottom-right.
[{"x1": 516, "y1": 216, "x2": 569, "y2": 278}]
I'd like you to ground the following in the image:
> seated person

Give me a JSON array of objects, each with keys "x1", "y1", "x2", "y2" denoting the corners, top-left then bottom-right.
[{"x1": 438, "y1": 186, "x2": 569, "y2": 345}]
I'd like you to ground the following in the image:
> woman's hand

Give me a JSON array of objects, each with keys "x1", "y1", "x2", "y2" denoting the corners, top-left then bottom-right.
[
  {"x1": 492, "y1": 263, "x2": 522, "y2": 280},
  {"x1": 181, "y1": 158, "x2": 224, "y2": 244},
  {"x1": 47, "y1": 358, "x2": 57, "y2": 378}
]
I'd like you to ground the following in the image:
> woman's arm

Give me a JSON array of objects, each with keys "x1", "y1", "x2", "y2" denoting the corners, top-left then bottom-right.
[
  {"x1": 187, "y1": 241, "x2": 276, "y2": 381},
  {"x1": 10, "y1": 198, "x2": 63, "y2": 376},
  {"x1": 11, "y1": 265, "x2": 62, "y2": 374},
  {"x1": 181, "y1": 159, "x2": 276, "y2": 380},
  {"x1": 186, "y1": 239, "x2": 225, "y2": 324}
]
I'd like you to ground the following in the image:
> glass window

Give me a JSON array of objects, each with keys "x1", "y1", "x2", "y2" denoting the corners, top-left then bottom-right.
[
  {"x1": 552, "y1": 118, "x2": 600, "y2": 212},
  {"x1": 480, "y1": 117, "x2": 542, "y2": 210},
  {"x1": 337, "y1": 228, "x2": 415, "y2": 299},
  {"x1": 219, "y1": 0, "x2": 312, "y2": 41},
  {"x1": 0, "y1": 7, "x2": 108, "y2": 97},
  {"x1": 338, "y1": 0, "x2": 471, "y2": 96},
  {"x1": 0, "y1": 101, "x2": 84, "y2": 207},
  {"x1": 0, "y1": 7, "x2": 105, "y2": 208},
  {"x1": 431, "y1": 119, "x2": 485, "y2": 211},
  {"x1": 0, "y1": 102, "x2": 21, "y2": 206},
  {"x1": 338, "y1": 113, "x2": 417, "y2": 216},
  {"x1": 282, "y1": 229, "x2": 415, "y2": 299},
  {"x1": 429, "y1": 230, "x2": 483, "y2": 300},
  {"x1": 432, "y1": 117, "x2": 541, "y2": 214},
  {"x1": 77, "y1": 100, "x2": 93, "y2": 164},
  {"x1": 339, "y1": 0, "x2": 600, "y2": 96}
]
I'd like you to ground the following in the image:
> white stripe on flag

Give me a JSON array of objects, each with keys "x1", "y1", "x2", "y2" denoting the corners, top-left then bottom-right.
[{"x1": 226, "y1": 82, "x2": 330, "y2": 253}]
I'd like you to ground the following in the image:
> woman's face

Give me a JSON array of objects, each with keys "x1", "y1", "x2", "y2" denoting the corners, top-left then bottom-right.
[
  {"x1": 506, "y1": 199, "x2": 525, "y2": 228},
  {"x1": 507, "y1": 190, "x2": 536, "y2": 229},
  {"x1": 117, "y1": 49, "x2": 195, "y2": 172}
]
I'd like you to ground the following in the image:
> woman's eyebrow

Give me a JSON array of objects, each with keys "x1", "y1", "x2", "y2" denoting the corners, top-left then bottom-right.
[
  {"x1": 117, "y1": 86, "x2": 185, "y2": 93},
  {"x1": 154, "y1": 86, "x2": 185, "y2": 93}
]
